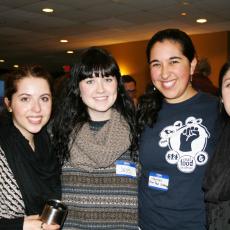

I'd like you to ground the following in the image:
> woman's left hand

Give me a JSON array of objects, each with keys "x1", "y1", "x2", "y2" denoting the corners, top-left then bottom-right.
[
  {"x1": 23, "y1": 215, "x2": 60, "y2": 230},
  {"x1": 40, "y1": 222, "x2": 60, "y2": 230}
]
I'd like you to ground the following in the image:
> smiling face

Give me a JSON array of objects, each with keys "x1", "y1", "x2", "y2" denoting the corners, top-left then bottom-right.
[
  {"x1": 5, "y1": 77, "x2": 52, "y2": 141},
  {"x1": 149, "y1": 39, "x2": 197, "y2": 103},
  {"x1": 222, "y1": 69, "x2": 230, "y2": 116},
  {"x1": 79, "y1": 73, "x2": 118, "y2": 121}
]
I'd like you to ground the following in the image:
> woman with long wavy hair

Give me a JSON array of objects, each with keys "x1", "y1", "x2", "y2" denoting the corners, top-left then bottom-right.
[
  {"x1": 203, "y1": 61, "x2": 230, "y2": 230},
  {"x1": 52, "y1": 47, "x2": 139, "y2": 229}
]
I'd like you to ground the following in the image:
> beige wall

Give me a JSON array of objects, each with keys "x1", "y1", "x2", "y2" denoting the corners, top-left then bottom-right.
[
  {"x1": 103, "y1": 31, "x2": 229, "y2": 96},
  {"x1": 102, "y1": 40, "x2": 150, "y2": 98},
  {"x1": 191, "y1": 31, "x2": 228, "y2": 87}
]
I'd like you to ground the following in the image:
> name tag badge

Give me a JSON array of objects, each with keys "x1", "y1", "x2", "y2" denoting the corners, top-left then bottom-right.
[
  {"x1": 116, "y1": 160, "x2": 137, "y2": 178},
  {"x1": 148, "y1": 172, "x2": 169, "y2": 191}
]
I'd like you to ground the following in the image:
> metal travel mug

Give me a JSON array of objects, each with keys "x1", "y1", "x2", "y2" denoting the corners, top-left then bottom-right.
[{"x1": 40, "y1": 199, "x2": 68, "y2": 226}]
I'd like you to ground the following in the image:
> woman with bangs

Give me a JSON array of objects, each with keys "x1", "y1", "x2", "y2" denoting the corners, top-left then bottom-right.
[{"x1": 51, "y1": 47, "x2": 139, "y2": 229}]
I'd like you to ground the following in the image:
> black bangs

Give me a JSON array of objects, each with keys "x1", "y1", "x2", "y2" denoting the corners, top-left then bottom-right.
[
  {"x1": 76, "y1": 47, "x2": 121, "y2": 81},
  {"x1": 79, "y1": 63, "x2": 119, "y2": 80}
]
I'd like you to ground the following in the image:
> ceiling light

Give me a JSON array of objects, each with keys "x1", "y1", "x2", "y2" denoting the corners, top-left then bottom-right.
[
  {"x1": 13, "y1": 64, "x2": 19, "y2": 68},
  {"x1": 182, "y1": 1, "x2": 189, "y2": 5},
  {"x1": 60, "y1": 39, "x2": 68, "y2": 43},
  {"x1": 181, "y1": 12, "x2": 187, "y2": 16},
  {"x1": 42, "y1": 8, "x2": 54, "y2": 13},
  {"x1": 0, "y1": 59, "x2": 5, "y2": 63},
  {"x1": 196, "y1": 18, "x2": 207, "y2": 23},
  {"x1": 66, "y1": 51, "x2": 74, "y2": 54}
]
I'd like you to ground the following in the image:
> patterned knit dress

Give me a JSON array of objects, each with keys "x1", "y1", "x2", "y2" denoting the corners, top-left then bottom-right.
[{"x1": 61, "y1": 121, "x2": 138, "y2": 230}]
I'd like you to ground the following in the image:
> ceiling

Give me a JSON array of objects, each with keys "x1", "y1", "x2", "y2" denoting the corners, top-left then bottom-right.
[{"x1": 0, "y1": 0, "x2": 230, "y2": 72}]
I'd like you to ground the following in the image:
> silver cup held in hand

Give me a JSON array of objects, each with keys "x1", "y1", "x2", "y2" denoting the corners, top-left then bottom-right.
[{"x1": 41, "y1": 199, "x2": 68, "y2": 226}]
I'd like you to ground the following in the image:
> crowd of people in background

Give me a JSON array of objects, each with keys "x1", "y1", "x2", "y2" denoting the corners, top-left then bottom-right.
[{"x1": 0, "y1": 28, "x2": 230, "y2": 230}]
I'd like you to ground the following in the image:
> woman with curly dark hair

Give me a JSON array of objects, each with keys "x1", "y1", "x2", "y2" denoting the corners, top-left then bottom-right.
[
  {"x1": 52, "y1": 47, "x2": 139, "y2": 229},
  {"x1": 203, "y1": 61, "x2": 230, "y2": 230}
]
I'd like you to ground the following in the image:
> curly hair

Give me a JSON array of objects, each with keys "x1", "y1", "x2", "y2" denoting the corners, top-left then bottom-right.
[{"x1": 52, "y1": 47, "x2": 138, "y2": 165}]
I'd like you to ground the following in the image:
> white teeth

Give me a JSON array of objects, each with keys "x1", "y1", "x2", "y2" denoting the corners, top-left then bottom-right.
[
  {"x1": 28, "y1": 117, "x2": 42, "y2": 124},
  {"x1": 94, "y1": 96, "x2": 107, "y2": 100},
  {"x1": 162, "y1": 80, "x2": 175, "y2": 88}
]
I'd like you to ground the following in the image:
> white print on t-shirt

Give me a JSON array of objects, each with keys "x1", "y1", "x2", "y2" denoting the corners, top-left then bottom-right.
[{"x1": 159, "y1": 116, "x2": 210, "y2": 173}]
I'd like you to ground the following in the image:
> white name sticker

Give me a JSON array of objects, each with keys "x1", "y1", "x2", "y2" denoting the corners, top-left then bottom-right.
[
  {"x1": 148, "y1": 172, "x2": 169, "y2": 191},
  {"x1": 115, "y1": 160, "x2": 137, "y2": 178}
]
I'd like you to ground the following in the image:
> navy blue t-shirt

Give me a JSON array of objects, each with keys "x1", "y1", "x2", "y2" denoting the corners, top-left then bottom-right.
[{"x1": 138, "y1": 92, "x2": 220, "y2": 230}]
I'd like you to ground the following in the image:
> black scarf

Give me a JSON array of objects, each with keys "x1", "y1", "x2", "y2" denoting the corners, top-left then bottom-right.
[
  {"x1": 0, "y1": 116, "x2": 61, "y2": 215},
  {"x1": 203, "y1": 119, "x2": 230, "y2": 203}
]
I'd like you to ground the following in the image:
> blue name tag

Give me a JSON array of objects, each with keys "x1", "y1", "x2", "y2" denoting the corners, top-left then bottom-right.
[
  {"x1": 148, "y1": 172, "x2": 169, "y2": 191},
  {"x1": 115, "y1": 160, "x2": 137, "y2": 178}
]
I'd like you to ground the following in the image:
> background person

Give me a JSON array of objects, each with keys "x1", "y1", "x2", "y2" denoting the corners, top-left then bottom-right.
[
  {"x1": 121, "y1": 75, "x2": 138, "y2": 107},
  {"x1": 137, "y1": 28, "x2": 220, "y2": 230},
  {"x1": 0, "y1": 65, "x2": 61, "y2": 230},
  {"x1": 52, "y1": 47, "x2": 139, "y2": 229},
  {"x1": 203, "y1": 61, "x2": 230, "y2": 230},
  {"x1": 192, "y1": 58, "x2": 218, "y2": 96}
]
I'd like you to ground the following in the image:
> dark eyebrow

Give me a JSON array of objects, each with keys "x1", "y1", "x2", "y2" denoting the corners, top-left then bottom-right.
[
  {"x1": 149, "y1": 56, "x2": 182, "y2": 64},
  {"x1": 17, "y1": 93, "x2": 51, "y2": 97},
  {"x1": 223, "y1": 78, "x2": 230, "y2": 82},
  {"x1": 149, "y1": 59, "x2": 159, "y2": 64},
  {"x1": 169, "y1": 56, "x2": 182, "y2": 60},
  {"x1": 18, "y1": 93, "x2": 30, "y2": 97},
  {"x1": 40, "y1": 93, "x2": 51, "y2": 97}
]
